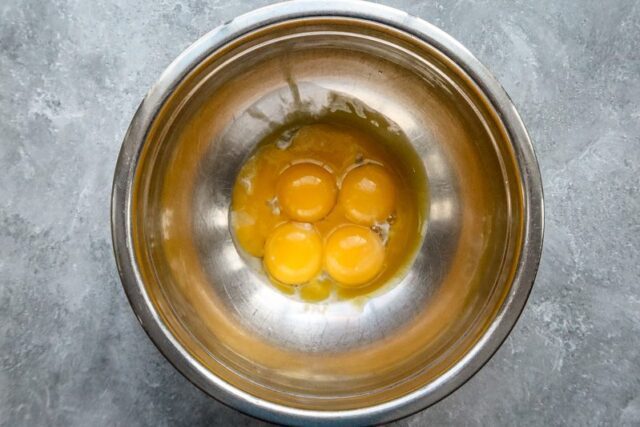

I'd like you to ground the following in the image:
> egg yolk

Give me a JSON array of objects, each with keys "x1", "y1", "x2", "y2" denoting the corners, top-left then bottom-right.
[
  {"x1": 339, "y1": 164, "x2": 396, "y2": 225},
  {"x1": 324, "y1": 225, "x2": 385, "y2": 287},
  {"x1": 264, "y1": 222, "x2": 323, "y2": 285},
  {"x1": 230, "y1": 123, "x2": 426, "y2": 301},
  {"x1": 276, "y1": 163, "x2": 337, "y2": 222}
]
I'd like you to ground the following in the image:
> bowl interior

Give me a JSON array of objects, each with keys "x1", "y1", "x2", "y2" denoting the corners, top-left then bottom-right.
[{"x1": 130, "y1": 17, "x2": 524, "y2": 410}]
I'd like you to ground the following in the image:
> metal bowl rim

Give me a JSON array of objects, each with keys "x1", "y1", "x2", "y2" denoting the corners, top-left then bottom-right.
[{"x1": 110, "y1": 1, "x2": 544, "y2": 425}]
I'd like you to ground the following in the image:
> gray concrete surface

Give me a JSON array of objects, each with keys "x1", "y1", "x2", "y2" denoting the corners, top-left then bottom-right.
[{"x1": 1, "y1": 0, "x2": 639, "y2": 425}]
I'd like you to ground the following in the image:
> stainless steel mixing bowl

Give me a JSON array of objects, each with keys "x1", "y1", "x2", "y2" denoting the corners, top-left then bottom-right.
[{"x1": 111, "y1": 1, "x2": 544, "y2": 425}]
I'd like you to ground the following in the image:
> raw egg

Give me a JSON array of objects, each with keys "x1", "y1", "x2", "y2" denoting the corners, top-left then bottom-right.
[
  {"x1": 324, "y1": 225, "x2": 385, "y2": 287},
  {"x1": 339, "y1": 163, "x2": 396, "y2": 225},
  {"x1": 276, "y1": 163, "x2": 337, "y2": 222},
  {"x1": 264, "y1": 222, "x2": 323, "y2": 285},
  {"x1": 230, "y1": 121, "x2": 426, "y2": 302}
]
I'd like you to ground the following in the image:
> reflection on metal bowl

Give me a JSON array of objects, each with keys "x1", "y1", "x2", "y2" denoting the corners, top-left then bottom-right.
[{"x1": 111, "y1": 1, "x2": 544, "y2": 425}]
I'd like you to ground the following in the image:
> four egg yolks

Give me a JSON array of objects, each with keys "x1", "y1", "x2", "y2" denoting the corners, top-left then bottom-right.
[
  {"x1": 263, "y1": 222, "x2": 323, "y2": 285},
  {"x1": 259, "y1": 162, "x2": 395, "y2": 287},
  {"x1": 324, "y1": 225, "x2": 385, "y2": 287},
  {"x1": 339, "y1": 164, "x2": 396, "y2": 225},
  {"x1": 276, "y1": 163, "x2": 337, "y2": 222}
]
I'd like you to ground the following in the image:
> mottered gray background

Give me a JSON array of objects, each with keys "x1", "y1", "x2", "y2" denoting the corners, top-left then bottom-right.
[{"x1": 1, "y1": 0, "x2": 639, "y2": 425}]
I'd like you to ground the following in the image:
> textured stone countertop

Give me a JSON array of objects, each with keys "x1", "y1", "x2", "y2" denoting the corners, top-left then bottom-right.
[{"x1": 1, "y1": 0, "x2": 639, "y2": 426}]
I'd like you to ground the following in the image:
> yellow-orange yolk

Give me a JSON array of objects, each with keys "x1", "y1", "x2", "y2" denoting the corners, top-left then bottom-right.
[
  {"x1": 264, "y1": 222, "x2": 323, "y2": 285},
  {"x1": 339, "y1": 164, "x2": 396, "y2": 225},
  {"x1": 324, "y1": 225, "x2": 385, "y2": 287},
  {"x1": 230, "y1": 123, "x2": 426, "y2": 301},
  {"x1": 276, "y1": 163, "x2": 337, "y2": 222}
]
